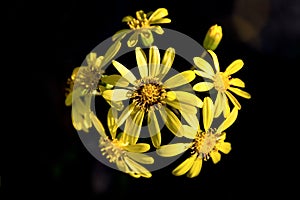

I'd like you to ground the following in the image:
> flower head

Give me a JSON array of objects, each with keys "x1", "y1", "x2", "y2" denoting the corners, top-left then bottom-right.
[
  {"x1": 73, "y1": 53, "x2": 106, "y2": 94},
  {"x1": 90, "y1": 108, "x2": 154, "y2": 178},
  {"x1": 156, "y1": 97, "x2": 238, "y2": 178},
  {"x1": 203, "y1": 24, "x2": 223, "y2": 51},
  {"x1": 192, "y1": 50, "x2": 251, "y2": 118},
  {"x1": 103, "y1": 46, "x2": 202, "y2": 148},
  {"x1": 112, "y1": 8, "x2": 171, "y2": 47}
]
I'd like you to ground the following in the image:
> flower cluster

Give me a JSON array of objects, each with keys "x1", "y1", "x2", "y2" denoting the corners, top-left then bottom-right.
[{"x1": 65, "y1": 8, "x2": 251, "y2": 178}]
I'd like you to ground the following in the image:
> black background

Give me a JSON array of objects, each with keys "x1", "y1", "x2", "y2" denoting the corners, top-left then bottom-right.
[{"x1": 3, "y1": 0, "x2": 299, "y2": 198}]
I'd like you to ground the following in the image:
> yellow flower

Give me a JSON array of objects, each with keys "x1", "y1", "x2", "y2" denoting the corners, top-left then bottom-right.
[
  {"x1": 157, "y1": 97, "x2": 238, "y2": 178},
  {"x1": 203, "y1": 24, "x2": 223, "y2": 51},
  {"x1": 65, "y1": 51, "x2": 124, "y2": 132},
  {"x1": 102, "y1": 46, "x2": 202, "y2": 148},
  {"x1": 90, "y1": 108, "x2": 154, "y2": 178},
  {"x1": 192, "y1": 50, "x2": 251, "y2": 118},
  {"x1": 112, "y1": 8, "x2": 171, "y2": 47}
]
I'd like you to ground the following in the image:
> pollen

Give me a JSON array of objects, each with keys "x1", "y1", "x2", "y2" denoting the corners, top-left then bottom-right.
[
  {"x1": 213, "y1": 72, "x2": 230, "y2": 92},
  {"x1": 99, "y1": 136, "x2": 127, "y2": 163},
  {"x1": 192, "y1": 128, "x2": 220, "y2": 161},
  {"x1": 131, "y1": 78, "x2": 167, "y2": 111}
]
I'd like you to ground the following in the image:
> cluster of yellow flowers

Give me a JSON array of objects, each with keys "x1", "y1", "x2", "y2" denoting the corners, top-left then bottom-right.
[{"x1": 65, "y1": 8, "x2": 251, "y2": 178}]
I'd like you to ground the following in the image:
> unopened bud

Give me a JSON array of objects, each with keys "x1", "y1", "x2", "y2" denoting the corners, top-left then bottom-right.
[{"x1": 203, "y1": 24, "x2": 222, "y2": 50}]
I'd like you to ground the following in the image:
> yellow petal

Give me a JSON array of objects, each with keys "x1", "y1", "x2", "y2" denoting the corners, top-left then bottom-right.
[
  {"x1": 101, "y1": 75, "x2": 129, "y2": 87},
  {"x1": 86, "y1": 52, "x2": 97, "y2": 67},
  {"x1": 112, "y1": 29, "x2": 132, "y2": 41},
  {"x1": 224, "y1": 59, "x2": 244, "y2": 76},
  {"x1": 102, "y1": 40, "x2": 121, "y2": 66},
  {"x1": 181, "y1": 112, "x2": 200, "y2": 131},
  {"x1": 159, "y1": 107, "x2": 183, "y2": 137},
  {"x1": 135, "y1": 47, "x2": 148, "y2": 78},
  {"x1": 124, "y1": 143, "x2": 150, "y2": 153},
  {"x1": 128, "y1": 173, "x2": 141, "y2": 178},
  {"x1": 202, "y1": 97, "x2": 214, "y2": 131},
  {"x1": 207, "y1": 50, "x2": 220, "y2": 72},
  {"x1": 73, "y1": 96, "x2": 86, "y2": 114},
  {"x1": 164, "y1": 70, "x2": 196, "y2": 88},
  {"x1": 124, "y1": 157, "x2": 152, "y2": 178},
  {"x1": 194, "y1": 70, "x2": 214, "y2": 80},
  {"x1": 217, "y1": 106, "x2": 238, "y2": 133},
  {"x1": 71, "y1": 108, "x2": 82, "y2": 131},
  {"x1": 107, "y1": 108, "x2": 118, "y2": 139},
  {"x1": 127, "y1": 152, "x2": 154, "y2": 164},
  {"x1": 65, "y1": 92, "x2": 72, "y2": 106},
  {"x1": 218, "y1": 142, "x2": 231, "y2": 154},
  {"x1": 150, "y1": 18, "x2": 171, "y2": 24},
  {"x1": 172, "y1": 155, "x2": 197, "y2": 176},
  {"x1": 166, "y1": 100, "x2": 198, "y2": 114},
  {"x1": 156, "y1": 143, "x2": 190, "y2": 157},
  {"x1": 136, "y1": 10, "x2": 144, "y2": 20},
  {"x1": 127, "y1": 31, "x2": 139, "y2": 47},
  {"x1": 106, "y1": 100, "x2": 124, "y2": 111},
  {"x1": 148, "y1": 109, "x2": 161, "y2": 148},
  {"x1": 225, "y1": 91, "x2": 241, "y2": 109},
  {"x1": 117, "y1": 104, "x2": 135, "y2": 127},
  {"x1": 148, "y1": 46, "x2": 161, "y2": 77},
  {"x1": 228, "y1": 87, "x2": 251, "y2": 99},
  {"x1": 187, "y1": 157, "x2": 202, "y2": 178},
  {"x1": 223, "y1": 99, "x2": 231, "y2": 118},
  {"x1": 124, "y1": 109, "x2": 144, "y2": 144},
  {"x1": 89, "y1": 112, "x2": 106, "y2": 137},
  {"x1": 159, "y1": 47, "x2": 175, "y2": 80},
  {"x1": 214, "y1": 91, "x2": 225, "y2": 118},
  {"x1": 171, "y1": 91, "x2": 203, "y2": 108},
  {"x1": 149, "y1": 8, "x2": 169, "y2": 22},
  {"x1": 210, "y1": 151, "x2": 221, "y2": 164},
  {"x1": 71, "y1": 67, "x2": 79, "y2": 80},
  {"x1": 95, "y1": 56, "x2": 104, "y2": 68},
  {"x1": 116, "y1": 158, "x2": 129, "y2": 174},
  {"x1": 151, "y1": 26, "x2": 164, "y2": 34},
  {"x1": 83, "y1": 112, "x2": 92, "y2": 131},
  {"x1": 122, "y1": 16, "x2": 134, "y2": 22},
  {"x1": 229, "y1": 78, "x2": 245, "y2": 88},
  {"x1": 102, "y1": 89, "x2": 130, "y2": 101},
  {"x1": 140, "y1": 30, "x2": 154, "y2": 47},
  {"x1": 193, "y1": 82, "x2": 214, "y2": 92},
  {"x1": 193, "y1": 56, "x2": 215, "y2": 76},
  {"x1": 182, "y1": 125, "x2": 198, "y2": 139},
  {"x1": 112, "y1": 60, "x2": 137, "y2": 85}
]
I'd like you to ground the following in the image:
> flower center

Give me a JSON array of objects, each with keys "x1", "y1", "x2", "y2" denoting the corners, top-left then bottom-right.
[
  {"x1": 131, "y1": 78, "x2": 167, "y2": 111},
  {"x1": 99, "y1": 137, "x2": 127, "y2": 163},
  {"x1": 192, "y1": 129, "x2": 219, "y2": 161},
  {"x1": 213, "y1": 72, "x2": 230, "y2": 92},
  {"x1": 75, "y1": 67, "x2": 104, "y2": 93},
  {"x1": 127, "y1": 12, "x2": 150, "y2": 30}
]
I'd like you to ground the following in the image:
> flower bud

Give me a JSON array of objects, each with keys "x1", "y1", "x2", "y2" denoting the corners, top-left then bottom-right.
[{"x1": 203, "y1": 24, "x2": 222, "y2": 50}]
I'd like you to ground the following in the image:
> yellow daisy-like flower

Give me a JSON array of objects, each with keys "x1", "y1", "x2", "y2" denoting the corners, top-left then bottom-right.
[
  {"x1": 102, "y1": 46, "x2": 202, "y2": 148},
  {"x1": 112, "y1": 8, "x2": 171, "y2": 47},
  {"x1": 65, "y1": 51, "x2": 123, "y2": 132},
  {"x1": 192, "y1": 50, "x2": 251, "y2": 118},
  {"x1": 157, "y1": 97, "x2": 238, "y2": 178},
  {"x1": 90, "y1": 108, "x2": 154, "y2": 178}
]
